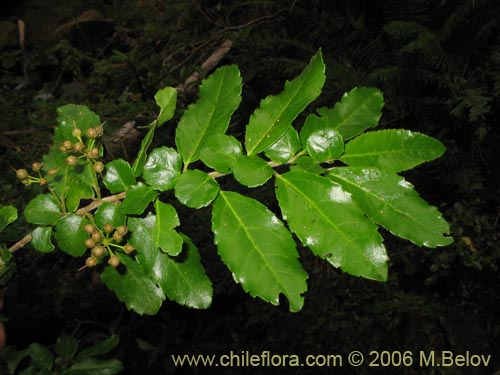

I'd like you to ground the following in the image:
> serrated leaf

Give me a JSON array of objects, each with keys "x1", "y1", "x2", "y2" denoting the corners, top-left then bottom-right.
[
  {"x1": 153, "y1": 201, "x2": 183, "y2": 256},
  {"x1": 317, "y1": 87, "x2": 384, "y2": 140},
  {"x1": 130, "y1": 215, "x2": 213, "y2": 308},
  {"x1": 300, "y1": 114, "x2": 344, "y2": 162},
  {"x1": 31, "y1": 227, "x2": 55, "y2": 253},
  {"x1": 55, "y1": 334, "x2": 79, "y2": 361},
  {"x1": 174, "y1": 170, "x2": 219, "y2": 208},
  {"x1": 76, "y1": 335, "x2": 119, "y2": 360},
  {"x1": 67, "y1": 358, "x2": 123, "y2": 375},
  {"x1": 211, "y1": 191, "x2": 308, "y2": 312},
  {"x1": 175, "y1": 65, "x2": 242, "y2": 167},
  {"x1": 103, "y1": 159, "x2": 136, "y2": 193},
  {"x1": 27, "y1": 343, "x2": 53, "y2": 370},
  {"x1": 341, "y1": 129, "x2": 446, "y2": 173},
  {"x1": 142, "y1": 147, "x2": 182, "y2": 191},
  {"x1": 245, "y1": 49, "x2": 325, "y2": 155},
  {"x1": 264, "y1": 126, "x2": 301, "y2": 163},
  {"x1": 54, "y1": 214, "x2": 89, "y2": 256},
  {"x1": 55, "y1": 104, "x2": 101, "y2": 143},
  {"x1": 199, "y1": 134, "x2": 242, "y2": 173},
  {"x1": 155, "y1": 86, "x2": 177, "y2": 126},
  {"x1": 275, "y1": 171, "x2": 388, "y2": 281},
  {"x1": 0, "y1": 205, "x2": 17, "y2": 232},
  {"x1": 24, "y1": 194, "x2": 61, "y2": 226},
  {"x1": 122, "y1": 182, "x2": 158, "y2": 215},
  {"x1": 94, "y1": 202, "x2": 126, "y2": 229},
  {"x1": 327, "y1": 167, "x2": 453, "y2": 247},
  {"x1": 101, "y1": 252, "x2": 165, "y2": 315},
  {"x1": 233, "y1": 155, "x2": 273, "y2": 187}
]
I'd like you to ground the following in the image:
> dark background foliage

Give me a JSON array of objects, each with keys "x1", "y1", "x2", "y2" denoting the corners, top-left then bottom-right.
[{"x1": 1, "y1": 0, "x2": 499, "y2": 374}]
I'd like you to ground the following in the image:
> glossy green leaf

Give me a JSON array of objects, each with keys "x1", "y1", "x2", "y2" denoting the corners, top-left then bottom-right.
[
  {"x1": 155, "y1": 86, "x2": 177, "y2": 126},
  {"x1": 142, "y1": 147, "x2": 182, "y2": 191},
  {"x1": 175, "y1": 65, "x2": 242, "y2": 167},
  {"x1": 199, "y1": 134, "x2": 242, "y2": 173},
  {"x1": 101, "y1": 252, "x2": 165, "y2": 315},
  {"x1": 55, "y1": 104, "x2": 101, "y2": 143},
  {"x1": 94, "y1": 202, "x2": 126, "y2": 229},
  {"x1": 0, "y1": 205, "x2": 17, "y2": 232},
  {"x1": 76, "y1": 335, "x2": 119, "y2": 360},
  {"x1": 290, "y1": 155, "x2": 325, "y2": 174},
  {"x1": 27, "y1": 343, "x2": 53, "y2": 370},
  {"x1": 132, "y1": 123, "x2": 156, "y2": 177},
  {"x1": 67, "y1": 358, "x2": 123, "y2": 375},
  {"x1": 174, "y1": 169, "x2": 220, "y2": 208},
  {"x1": 275, "y1": 171, "x2": 388, "y2": 281},
  {"x1": 103, "y1": 159, "x2": 136, "y2": 193},
  {"x1": 24, "y1": 194, "x2": 61, "y2": 226},
  {"x1": 130, "y1": 215, "x2": 213, "y2": 308},
  {"x1": 76, "y1": 162, "x2": 100, "y2": 193},
  {"x1": 122, "y1": 182, "x2": 158, "y2": 215},
  {"x1": 300, "y1": 114, "x2": 344, "y2": 162},
  {"x1": 328, "y1": 167, "x2": 453, "y2": 247},
  {"x1": 317, "y1": 87, "x2": 383, "y2": 140},
  {"x1": 245, "y1": 49, "x2": 325, "y2": 155},
  {"x1": 211, "y1": 191, "x2": 308, "y2": 312},
  {"x1": 233, "y1": 155, "x2": 273, "y2": 187},
  {"x1": 341, "y1": 129, "x2": 446, "y2": 173},
  {"x1": 31, "y1": 227, "x2": 55, "y2": 253},
  {"x1": 55, "y1": 334, "x2": 79, "y2": 361},
  {"x1": 264, "y1": 126, "x2": 301, "y2": 163},
  {"x1": 54, "y1": 214, "x2": 90, "y2": 256},
  {"x1": 66, "y1": 181, "x2": 94, "y2": 212},
  {"x1": 153, "y1": 201, "x2": 183, "y2": 256}
]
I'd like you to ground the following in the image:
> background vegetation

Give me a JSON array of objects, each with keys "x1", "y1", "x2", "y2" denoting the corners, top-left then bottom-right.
[{"x1": 1, "y1": 0, "x2": 499, "y2": 374}]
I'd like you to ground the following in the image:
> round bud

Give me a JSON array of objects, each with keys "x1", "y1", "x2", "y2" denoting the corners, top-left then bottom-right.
[
  {"x1": 60, "y1": 145, "x2": 68, "y2": 153},
  {"x1": 124, "y1": 243, "x2": 135, "y2": 254},
  {"x1": 21, "y1": 179, "x2": 30, "y2": 186},
  {"x1": 73, "y1": 142, "x2": 85, "y2": 153},
  {"x1": 116, "y1": 225, "x2": 128, "y2": 236},
  {"x1": 87, "y1": 148, "x2": 99, "y2": 159},
  {"x1": 108, "y1": 255, "x2": 120, "y2": 268},
  {"x1": 32, "y1": 162, "x2": 42, "y2": 171},
  {"x1": 95, "y1": 125, "x2": 104, "y2": 137},
  {"x1": 47, "y1": 169, "x2": 58, "y2": 176},
  {"x1": 91, "y1": 245, "x2": 105, "y2": 258},
  {"x1": 84, "y1": 224, "x2": 95, "y2": 234},
  {"x1": 85, "y1": 256, "x2": 98, "y2": 267},
  {"x1": 65, "y1": 155, "x2": 78, "y2": 166},
  {"x1": 85, "y1": 238, "x2": 96, "y2": 248},
  {"x1": 103, "y1": 224, "x2": 114, "y2": 233},
  {"x1": 91, "y1": 231, "x2": 102, "y2": 242},
  {"x1": 62, "y1": 140, "x2": 72, "y2": 150},
  {"x1": 39, "y1": 178, "x2": 47, "y2": 186},
  {"x1": 86, "y1": 127, "x2": 98, "y2": 138},
  {"x1": 72, "y1": 128, "x2": 82, "y2": 138},
  {"x1": 16, "y1": 169, "x2": 29, "y2": 180},
  {"x1": 93, "y1": 161, "x2": 104, "y2": 173},
  {"x1": 112, "y1": 231, "x2": 123, "y2": 242}
]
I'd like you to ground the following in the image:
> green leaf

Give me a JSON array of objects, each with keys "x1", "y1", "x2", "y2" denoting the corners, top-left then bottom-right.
[
  {"x1": 245, "y1": 49, "x2": 325, "y2": 155},
  {"x1": 233, "y1": 155, "x2": 273, "y2": 187},
  {"x1": 76, "y1": 335, "x2": 119, "y2": 360},
  {"x1": 54, "y1": 214, "x2": 90, "y2": 256},
  {"x1": 0, "y1": 205, "x2": 17, "y2": 232},
  {"x1": 317, "y1": 87, "x2": 384, "y2": 140},
  {"x1": 211, "y1": 191, "x2": 308, "y2": 312},
  {"x1": 27, "y1": 343, "x2": 53, "y2": 370},
  {"x1": 103, "y1": 159, "x2": 136, "y2": 193},
  {"x1": 153, "y1": 201, "x2": 183, "y2": 256},
  {"x1": 94, "y1": 203, "x2": 126, "y2": 229},
  {"x1": 290, "y1": 155, "x2": 325, "y2": 174},
  {"x1": 199, "y1": 134, "x2": 242, "y2": 173},
  {"x1": 300, "y1": 114, "x2": 344, "y2": 162},
  {"x1": 55, "y1": 104, "x2": 101, "y2": 143},
  {"x1": 340, "y1": 129, "x2": 446, "y2": 173},
  {"x1": 31, "y1": 227, "x2": 55, "y2": 253},
  {"x1": 142, "y1": 147, "x2": 182, "y2": 191},
  {"x1": 264, "y1": 126, "x2": 301, "y2": 163},
  {"x1": 67, "y1": 358, "x2": 123, "y2": 375},
  {"x1": 66, "y1": 180, "x2": 94, "y2": 212},
  {"x1": 55, "y1": 334, "x2": 79, "y2": 361},
  {"x1": 24, "y1": 194, "x2": 61, "y2": 225},
  {"x1": 130, "y1": 215, "x2": 213, "y2": 308},
  {"x1": 122, "y1": 182, "x2": 158, "y2": 215},
  {"x1": 155, "y1": 86, "x2": 177, "y2": 126},
  {"x1": 174, "y1": 170, "x2": 220, "y2": 208},
  {"x1": 327, "y1": 167, "x2": 453, "y2": 247},
  {"x1": 132, "y1": 123, "x2": 155, "y2": 177},
  {"x1": 275, "y1": 171, "x2": 388, "y2": 281},
  {"x1": 101, "y1": 252, "x2": 165, "y2": 315},
  {"x1": 175, "y1": 65, "x2": 242, "y2": 167}
]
